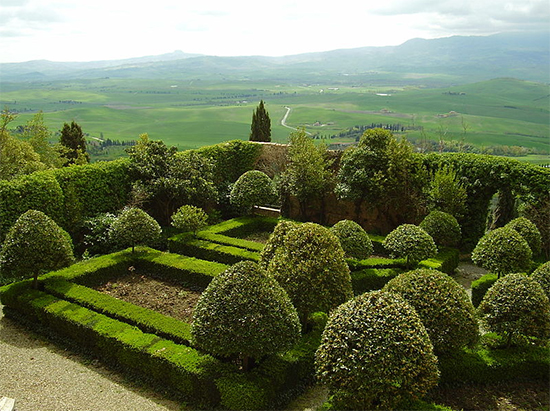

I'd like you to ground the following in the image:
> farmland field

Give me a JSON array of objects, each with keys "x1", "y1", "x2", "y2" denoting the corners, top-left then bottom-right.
[{"x1": 2, "y1": 77, "x2": 548, "y2": 159}]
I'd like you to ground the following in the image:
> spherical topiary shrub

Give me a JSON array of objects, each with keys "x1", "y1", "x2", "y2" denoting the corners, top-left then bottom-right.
[
  {"x1": 478, "y1": 273, "x2": 550, "y2": 346},
  {"x1": 0, "y1": 210, "x2": 74, "y2": 287},
  {"x1": 471, "y1": 227, "x2": 532, "y2": 277},
  {"x1": 505, "y1": 217, "x2": 542, "y2": 256},
  {"x1": 531, "y1": 261, "x2": 550, "y2": 301},
  {"x1": 229, "y1": 170, "x2": 275, "y2": 214},
  {"x1": 191, "y1": 261, "x2": 301, "y2": 370},
  {"x1": 419, "y1": 210, "x2": 461, "y2": 248},
  {"x1": 330, "y1": 219, "x2": 374, "y2": 260},
  {"x1": 259, "y1": 220, "x2": 299, "y2": 270},
  {"x1": 267, "y1": 222, "x2": 353, "y2": 324},
  {"x1": 109, "y1": 207, "x2": 161, "y2": 252},
  {"x1": 171, "y1": 204, "x2": 208, "y2": 235},
  {"x1": 383, "y1": 224, "x2": 437, "y2": 268},
  {"x1": 383, "y1": 269, "x2": 479, "y2": 354},
  {"x1": 315, "y1": 290, "x2": 439, "y2": 410}
]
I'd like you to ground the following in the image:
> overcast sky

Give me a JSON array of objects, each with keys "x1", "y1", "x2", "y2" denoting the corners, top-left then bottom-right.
[{"x1": 1, "y1": 0, "x2": 548, "y2": 63}]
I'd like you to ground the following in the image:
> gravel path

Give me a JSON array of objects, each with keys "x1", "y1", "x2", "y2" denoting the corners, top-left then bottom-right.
[{"x1": 0, "y1": 304, "x2": 181, "y2": 411}]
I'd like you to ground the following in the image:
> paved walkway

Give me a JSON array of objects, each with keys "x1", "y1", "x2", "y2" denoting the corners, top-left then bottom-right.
[{"x1": 0, "y1": 304, "x2": 181, "y2": 411}]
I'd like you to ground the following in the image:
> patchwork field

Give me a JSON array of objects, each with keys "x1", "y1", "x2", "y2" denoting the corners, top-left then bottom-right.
[{"x1": 2, "y1": 77, "x2": 548, "y2": 158}]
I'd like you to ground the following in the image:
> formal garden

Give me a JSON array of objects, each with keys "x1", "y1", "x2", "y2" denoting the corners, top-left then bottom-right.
[{"x1": 0, "y1": 128, "x2": 549, "y2": 410}]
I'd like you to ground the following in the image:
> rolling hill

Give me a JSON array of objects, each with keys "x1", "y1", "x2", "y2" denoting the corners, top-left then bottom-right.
[{"x1": 1, "y1": 31, "x2": 548, "y2": 85}]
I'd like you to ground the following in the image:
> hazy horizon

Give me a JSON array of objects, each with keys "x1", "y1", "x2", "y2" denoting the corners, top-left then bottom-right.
[{"x1": 1, "y1": 0, "x2": 548, "y2": 64}]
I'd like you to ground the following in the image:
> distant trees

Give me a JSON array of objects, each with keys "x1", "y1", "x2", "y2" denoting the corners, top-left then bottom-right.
[
  {"x1": 249, "y1": 100, "x2": 271, "y2": 142},
  {"x1": 59, "y1": 120, "x2": 89, "y2": 165},
  {"x1": 0, "y1": 108, "x2": 47, "y2": 180}
]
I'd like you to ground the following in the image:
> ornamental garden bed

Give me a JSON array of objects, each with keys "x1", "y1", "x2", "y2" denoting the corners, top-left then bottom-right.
[{"x1": 0, "y1": 247, "x2": 324, "y2": 410}]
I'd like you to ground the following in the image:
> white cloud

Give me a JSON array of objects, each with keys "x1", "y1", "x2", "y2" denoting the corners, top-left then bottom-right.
[{"x1": 0, "y1": 0, "x2": 548, "y2": 62}]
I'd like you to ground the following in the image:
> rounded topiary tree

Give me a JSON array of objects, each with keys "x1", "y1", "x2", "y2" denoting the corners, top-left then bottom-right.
[
  {"x1": 267, "y1": 222, "x2": 353, "y2": 325},
  {"x1": 419, "y1": 210, "x2": 461, "y2": 248},
  {"x1": 171, "y1": 204, "x2": 208, "y2": 235},
  {"x1": 471, "y1": 226, "x2": 532, "y2": 277},
  {"x1": 330, "y1": 219, "x2": 374, "y2": 260},
  {"x1": 478, "y1": 273, "x2": 550, "y2": 347},
  {"x1": 531, "y1": 261, "x2": 550, "y2": 301},
  {"x1": 383, "y1": 269, "x2": 479, "y2": 354},
  {"x1": 229, "y1": 170, "x2": 275, "y2": 214},
  {"x1": 315, "y1": 290, "x2": 439, "y2": 410},
  {"x1": 259, "y1": 219, "x2": 299, "y2": 270},
  {"x1": 191, "y1": 261, "x2": 301, "y2": 370},
  {"x1": 0, "y1": 210, "x2": 74, "y2": 288},
  {"x1": 109, "y1": 207, "x2": 161, "y2": 252},
  {"x1": 505, "y1": 217, "x2": 542, "y2": 256},
  {"x1": 383, "y1": 224, "x2": 437, "y2": 268}
]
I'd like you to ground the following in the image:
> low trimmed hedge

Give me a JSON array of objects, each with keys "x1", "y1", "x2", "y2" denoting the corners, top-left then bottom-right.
[
  {"x1": 2, "y1": 287, "x2": 225, "y2": 407},
  {"x1": 418, "y1": 247, "x2": 460, "y2": 275},
  {"x1": 351, "y1": 268, "x2": 404, "y2": 295},
  {"x1": 438, "y1": 342, "x2": 549, "y2": 384},
  {"x1": 471, "y1": 273, "x2": 498, "y2": 307},
  {"x1": 168, "y1": 237, "x2": 260, "y2": 265},
  {"x1": 43, "y1": 278, "x2": 193, "y2": 344},
  {"x1": 195, "y1": 216, "x2": 277, "y2": 252}
]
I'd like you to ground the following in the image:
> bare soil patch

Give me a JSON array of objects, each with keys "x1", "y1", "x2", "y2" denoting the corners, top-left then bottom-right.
[{"x1": 94, "y1": 273, "x2": 202, "y2": 323}]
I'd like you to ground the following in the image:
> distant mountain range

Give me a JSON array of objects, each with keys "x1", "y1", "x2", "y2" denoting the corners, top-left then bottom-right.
[{"x1": 1, "y1": 31, "x2": 548, "y2": 84}]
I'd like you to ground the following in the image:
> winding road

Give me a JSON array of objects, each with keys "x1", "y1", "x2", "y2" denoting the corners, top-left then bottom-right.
[{"x1": 280, "y1": 106, "x2": 312, "y2": 135}]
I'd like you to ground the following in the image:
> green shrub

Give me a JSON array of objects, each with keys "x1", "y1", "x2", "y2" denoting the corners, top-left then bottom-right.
[
  {"x1": 259, "y1": 220, "x2": 299, "y2": 270},
  {"x1": 81, "y1": 212, "x2": 121, "y2": 256},
  {"x1": 330, "y1": 219, "x2": 373, "y2": 260},
  {"x1": 419, "y1": 210, "x2": 461, "y2": 247},
  {"x1": 383, "y1": 224, "x2": 437, "y2": 268},
  {"x1": 267, "y1": 223, "x2": 353, "y2": 324},
  {"x1": 109, "y1": 207, "x2": 161, "y2": 253},
  {"x1": 229, "y1": 170, "x2": 275, "y2": 214},
  {"x1": 171, "y1": 205, "x2": 208, "y2": 235},
  {"x1": 471, "y1": 227, "x2": 532, "y2": 276},
  {"x1": 531, "y1": 261, "x2": 550, "y2": 301},
  {"x1": 315, "y1": 290, "x2": 439, "y2": 410},
  {"x1": 383, "y1": 269, "x2": 479, "y2": 354},
  {"x1": 471, "y1": 273, "x2": 498, "y2": 307},
  {"x1": 505, "y1": 217, "x2": 542, "y2": 256},
  {"x1": 192, "y1": 261, "x2": 301, "y2": 370},
  {"x1": 0, "y1": 210, "x2": 74, "y2": 286},
  {"x1": 478, "y1": 273, "x2": 550, "y2": 346}
]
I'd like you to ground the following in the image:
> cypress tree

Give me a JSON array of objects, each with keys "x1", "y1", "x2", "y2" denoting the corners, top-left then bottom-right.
[
  {"x1": 60, "y1": 120, "x2": 89, "y2": 164},
  {"x1": 249, "y1": 100, "x2": 271, "y2": 142}
]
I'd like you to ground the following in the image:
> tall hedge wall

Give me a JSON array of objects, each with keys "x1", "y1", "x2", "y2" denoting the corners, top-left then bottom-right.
[
  {"x1": 0, "y1": 159, "x2": 131, "y2": 241},
  {"x1": 51, "y1": 159, "x2": 131, "y2": 232},
  {"x1": 423, "y1": 153, "x2": 550, "y2": 249}
]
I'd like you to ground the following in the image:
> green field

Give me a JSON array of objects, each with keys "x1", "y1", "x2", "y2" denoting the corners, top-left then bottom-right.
[{"x1": 2, "y1": 77, "x2": 549, "y2": 158}]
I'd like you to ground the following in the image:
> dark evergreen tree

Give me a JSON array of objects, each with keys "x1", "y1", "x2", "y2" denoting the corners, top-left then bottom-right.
[
  {"x1": 59, "y1": 121, "x2": 89, "y2": 164},
  {"x1": 249, "y1": 100, "x2": 271, "y2": 142}
]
